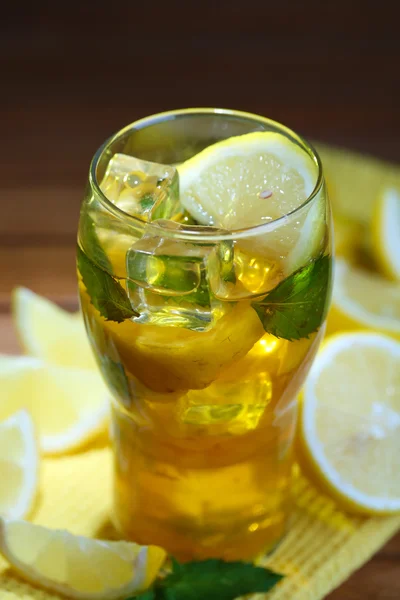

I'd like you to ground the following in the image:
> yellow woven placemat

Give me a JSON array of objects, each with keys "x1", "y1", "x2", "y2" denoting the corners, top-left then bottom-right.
[
  {"x1": 0, "y1": 447, "x2": 398, "y2": 600},
  {"x1": 1, "y1": 144, "x2": 400, "y2": 599}
]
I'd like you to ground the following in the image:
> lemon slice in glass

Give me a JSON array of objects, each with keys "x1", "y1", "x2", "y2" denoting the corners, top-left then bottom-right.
[
  {"x1": 178, "y1": 131, "x2": 317, "y2": 228},
  {"x1": 178, "y1": 132, "x2": 324, "y2": 273},
  {"x1": 91, "y1": 300, "x2": 265, "y2": 393},
  {"x1": 299, "y1": 332, "x2": 400, "y2": 514},
  {"x1": 0, "y1": 518, "x2": 166, "y2": 600}
]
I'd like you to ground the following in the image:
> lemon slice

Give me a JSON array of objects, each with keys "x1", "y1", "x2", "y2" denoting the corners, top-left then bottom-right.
[
  {"x1": 0, "y1": 355, "x2": 109, "y2": 455},
  {"x1": 0, "y1": 518, "x2": 166, "y2": 600},
  {"x1": 327, "y1": 259, "x2": 400, "y2": 338},
  {"x1": 88, "y1": 298, "x2": 265, "y2": 393},
  {"x1": 0, "y1": 411, "x2": 39, "y2": 519},
  {"x1": 372, "y1": 187, "x2": 400, "y2": 281},
  {"x1": 12, "y1": 287, "x2": 97, "y2": 370},
  {"x1": 333, "y1": 214, "x2": 363, "y2": 259},
  {"x1": 178, "y1": 132, "x2": 324, "y2": 272},
  {"x1": 299, "y1": 332, "x2": 400, "y2": 514},
  {"x1": 179, "y1": 132, "x2": 317, "y2": 227}
]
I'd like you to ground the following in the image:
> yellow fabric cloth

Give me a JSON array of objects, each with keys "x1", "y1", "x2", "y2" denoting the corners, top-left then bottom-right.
[
  {"x1": 0, "y1": 447, "x2": 398, "y2": 600},
  {"x1": 1, "y1": 144, "x2": 400, "y2": 599}
]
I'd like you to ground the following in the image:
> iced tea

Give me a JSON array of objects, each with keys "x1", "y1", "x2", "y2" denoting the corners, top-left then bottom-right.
[{"x1": 77, "y1": 109, "x2": 332, "y2": 561}]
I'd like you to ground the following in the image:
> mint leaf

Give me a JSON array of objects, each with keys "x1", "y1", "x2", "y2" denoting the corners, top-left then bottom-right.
[
  {"x1": 77, "y1": 244, "x2": 138, "y2": 323},
  {"x1": 79, "y1": 204, "x2": 113, "y2": 274},
  {"x1": 137, "y1": 559, "x2": 283, "y2": 600},
  {"x1": 140, "y1": 194, "x2": 156, "y2": 212},
  {"x1": 252, "y1": 254, "x2": 332, "y2": 341},
  {"x1": 165, "y1": 283, "x2": 211, "y2": 308},
  {"x1": 219, "y1": 241, "x2": 236, "y2": 284},
  {"x1": 135, "y1": 592, "x2": 156, "y2": 600}
]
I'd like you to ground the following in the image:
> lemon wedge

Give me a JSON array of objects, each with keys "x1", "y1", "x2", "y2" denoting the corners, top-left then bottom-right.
[
  {"x1": 372, "y1": 187, "x2": 400, "y2": 281},
  {"x1": 299, "y1": 332, "x2": 400, "y2": 514},
  {"x1": 0, "y1": 355, "x2": 109, "y2": 455},
  {"x1": 327, "y1": 259, "x2": 400, "y2": 338},
  {"x1": 84, "y1": 297, "x2": 264, "y2": 393},
  {"x1": 0, "y1": 517, "x2": 166, "y2": 600},
  {"x1": 0, "y1": 411, "x2": 39, "y2": 519},
  {"x1": 178, "y1": 132, "x2": 324, "y2": 272},
  {"x1": 12, "y1": 287, "x2": 97, "y2": 369}
]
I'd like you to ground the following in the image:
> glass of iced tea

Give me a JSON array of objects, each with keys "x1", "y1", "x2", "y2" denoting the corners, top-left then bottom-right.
[{"x1": 77, "y1": 109, "x2": 332, "y2": 561}]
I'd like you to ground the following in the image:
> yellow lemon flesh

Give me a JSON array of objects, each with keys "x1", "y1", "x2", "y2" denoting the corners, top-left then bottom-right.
[
  {"x1": 0, "y1": 411, "x2": 39, "y2": 519},
  {"x1": 0, "y1": 355, "x2": 109, "y2": 455},
  {"x1": 327, "y1": 259, "x2": 400, "y2": 339},
  {"x1": 12, "y1": 287, "x2": 97, "y2": 370},
  {"x1": 299, "y1": 332, "x2": 400, "y2": 514},
  {"x1": 0, "y1": 518, "x2": 166, "y2": 600}
]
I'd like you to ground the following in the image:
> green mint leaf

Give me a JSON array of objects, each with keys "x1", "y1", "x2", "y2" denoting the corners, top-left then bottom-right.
[
  {"x1": 77, "y1": 244, "x2": 138, "y2": 323},
  {"x1": 140, "y1": 194, "x2": 156, "y2": 211},
  {"x1": 156, "y1": 559, "x2": 283, "y2": 600},
  {"x1": 165, "y1": 283, "x2": 211, "y2": 308},
  {"x1": 170, "y1": 557, "x2": 183, "y2": 574},
  {"x1": 222, "y1": 268, "x2": 236, "y2": 284},
  {"x1": 79, "y1": 203, "x2": 113, "y2": 273},
  {"x1": 219, "y1": 241, "x2": 236, "y2": 284},
  {"x1": 251, "y1": 254, "x2": 332, "y2": 341},
  {"x1": 132, "y1": 591, "x2": 157, "y2": 600}
]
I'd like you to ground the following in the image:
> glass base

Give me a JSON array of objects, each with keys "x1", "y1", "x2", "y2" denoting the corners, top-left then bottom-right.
[
  {"x1": 110, "y1": 395, "x2": 295, "y2": 562},
  {"x1": 112, "y1": 478, "x2": 290, "y2": 562}
]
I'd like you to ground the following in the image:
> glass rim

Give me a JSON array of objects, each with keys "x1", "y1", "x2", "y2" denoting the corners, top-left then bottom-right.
[{"x1": 89, "y1": 107, "x2": 324, "y2": 242}]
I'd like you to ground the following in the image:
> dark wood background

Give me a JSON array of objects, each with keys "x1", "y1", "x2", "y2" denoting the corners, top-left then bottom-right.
[{"x1": 1, "y1": 2, "x2": 399, "y2": 597}]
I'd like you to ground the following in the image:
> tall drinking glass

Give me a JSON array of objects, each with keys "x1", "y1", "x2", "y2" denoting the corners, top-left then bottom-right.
[{"x1": 77, "y1": 109, "x2": 332, "y2": 561}]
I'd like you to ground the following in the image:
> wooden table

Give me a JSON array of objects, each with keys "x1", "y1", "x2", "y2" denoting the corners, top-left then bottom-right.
[{"x1": 1, "y1": 2, "x2": 399, "y2": 597}]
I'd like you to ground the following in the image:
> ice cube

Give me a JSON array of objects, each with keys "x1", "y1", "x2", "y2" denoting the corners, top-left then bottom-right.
[
  {"x1": 208, "y1": 242, "x2": 283, "y2": 300},
  {"x1": 100, "y1": 153, "x2": 180, "y2": 221},
  {"x1": 179, "y1": 377, "x2": 272, "y2": 435},
  {"x1": 126, "y1": 234, "x2": 206, "y2": 296},
  {"x1": 125, "y1": 223, "x2": 227, "y2": 330}
]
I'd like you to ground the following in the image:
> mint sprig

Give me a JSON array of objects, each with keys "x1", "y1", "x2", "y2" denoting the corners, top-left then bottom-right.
[
  {"x1": 77, "y1": 245, "x2": 138, "y2": 323},
  {"x1": 79, "y1": 209, "x2": 113, "y2": 273},
  {"x1": 133, "y1": 558, "x2": 283, "y2": 600},
  {"x1": 251, "y1": 254, "x2": 332, "y2": 341},
  {"x1": 140, "y1": 194, "x2": 157, "y2": 212}
]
